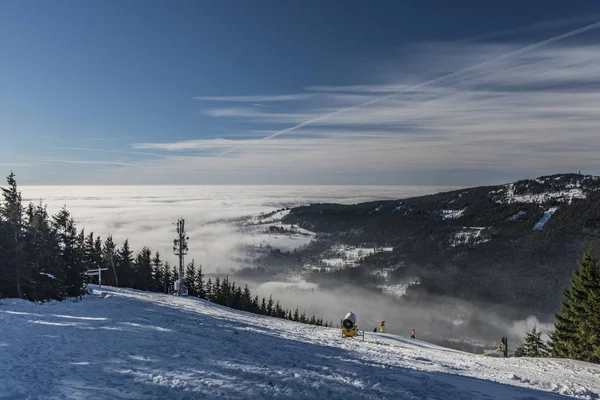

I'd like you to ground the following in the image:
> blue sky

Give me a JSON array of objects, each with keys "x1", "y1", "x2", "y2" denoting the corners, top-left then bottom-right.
[{"x1": 2, "y1": 0, "x2": 600, "y2": 185}]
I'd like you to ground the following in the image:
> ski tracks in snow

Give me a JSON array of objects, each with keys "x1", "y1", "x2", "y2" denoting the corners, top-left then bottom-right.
[{"x1": 1, "y1": 287, "x2": 599, "y2": 399}]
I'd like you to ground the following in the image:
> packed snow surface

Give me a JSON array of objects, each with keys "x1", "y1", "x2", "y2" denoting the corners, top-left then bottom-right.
[
  {"x1": 39, "y1": 272, "x2": 57, "y2": 280},
  {"x1": 534, "y1": 206, "x2": 560, "y2": 230},
  {"x1": 508, "y1": 210, "x2": 527, "y2": 221},
  {"x1": 238, "y1": 211, "x2": 316, "y2": 253},
  {"x1": 495, "y1": 183, "x2": 586, "y2": 204},
  {"x1": 441, "y1": 208, "x2": 466, "y2": 219},
  {"x1": 1, "y1": 287, "x2": 600, "y2": 399},
  {"x1": 319, "y1": 246, "x2": 393, "y2": 269},
  {"x1": 449, "y1": 227, "x2": 490, "y2": 247}
]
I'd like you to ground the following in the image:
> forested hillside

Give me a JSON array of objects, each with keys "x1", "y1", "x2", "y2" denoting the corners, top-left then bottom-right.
[{"x1": 279, "y1": 173, "x2": 600, "y2": 319}]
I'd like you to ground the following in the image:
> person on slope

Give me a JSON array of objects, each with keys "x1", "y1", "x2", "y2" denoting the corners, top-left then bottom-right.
[
  {"x1": 379, "y1": 320, "x2": 385, "y2": 333},
  {"x1": 411, "y1": 329, "x2": 416, "y2": 339}
]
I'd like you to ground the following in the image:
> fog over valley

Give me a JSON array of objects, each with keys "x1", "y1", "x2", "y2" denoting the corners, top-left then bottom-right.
[
  {"x1": 17, "y1": 184, "x2": 551, "y2": 349},
  {"x1": 20, "y1": 185, "x2": 445, "y2": 274}
]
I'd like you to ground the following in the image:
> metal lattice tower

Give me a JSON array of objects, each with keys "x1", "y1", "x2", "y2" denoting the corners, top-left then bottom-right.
[{"x1": 172, "y1": 218, "x2": 189, "y2": 295}]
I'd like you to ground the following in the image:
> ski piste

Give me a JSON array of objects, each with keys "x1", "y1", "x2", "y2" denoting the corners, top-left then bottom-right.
[{"x1": 1, "y1": 285, "x2": 599, "y2": 399}]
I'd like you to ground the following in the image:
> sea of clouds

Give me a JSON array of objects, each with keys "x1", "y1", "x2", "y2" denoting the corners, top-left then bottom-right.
[{"x1": 19, "y1": 185, "x2": 449, "y2": 274}]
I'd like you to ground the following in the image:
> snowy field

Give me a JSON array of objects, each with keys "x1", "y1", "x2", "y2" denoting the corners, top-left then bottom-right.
[
  {"x1": 235, "y1": 210, "x2": 317, "y2": 254},
  {"x1": 1, "y1": 287, "x2": 599, "y2": 399},
  {"x1": 492, "y1": 182, "x2": 587, "y2": 205},
  {"x1": 319, "y1": 245, "x2": 394, "y2": 270},
  {"x1": 534, "y1": 206, "x2": 560, "y2": 230},
  {"x1": 449, "y1": 227, "x2": 490, "y2": 247}
]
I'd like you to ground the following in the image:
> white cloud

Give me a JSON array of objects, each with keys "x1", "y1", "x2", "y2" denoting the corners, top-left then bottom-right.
[
  {"x1": 30, "y1": 157, "x2": 140, "y2": 166},
  {"x1": 50, "y1": 146, "x2": 164, "y2": 158},
  {"x1": 306, "y1": 84, "x2": 414, "y2": 93},
  {"x1": 132, "y1": 139, "x2": 237, "y2": 152},
  {"x1": 54, "y1": 23, "x2": 600, "y2": 185},
  {"x1": 453, "y1": 15, "x2": 600, "y2": 44},
  {"x1": 0, "y1": 162, "x2": 39, "y2": 167},
  {"x1": 194, "y1": 94, "x2": 313, "y2": 102}
]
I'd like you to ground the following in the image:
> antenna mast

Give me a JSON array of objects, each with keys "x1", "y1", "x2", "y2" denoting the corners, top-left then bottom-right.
[{"x1": 173, "y1": 218, "x2": 189, "y2": 296}]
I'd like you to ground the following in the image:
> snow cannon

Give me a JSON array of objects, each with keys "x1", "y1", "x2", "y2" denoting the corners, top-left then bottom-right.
[{"x1": 341, "y1": 312, "x2": 359, "y2": 337}]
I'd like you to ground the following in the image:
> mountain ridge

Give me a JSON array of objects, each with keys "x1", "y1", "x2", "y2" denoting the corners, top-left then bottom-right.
[{"x1": 273, "y1": 173, "x2": 600, "y2": 320}]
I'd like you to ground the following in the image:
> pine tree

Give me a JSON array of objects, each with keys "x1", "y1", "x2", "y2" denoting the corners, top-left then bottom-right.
[
  {"x1": 195, "y1": 265, "x2": 205, "y2": 299},
  {"x1": 23, "y1": 201, "x2": 64, "y2": 300},
  {"x1": 576, "y1": 253, "x2": 600, "y2": 363},
  {"x1": 293, "y1": 308, "x2": 300, "y2": 322},
  {"x1": 151, "y1": 251, "x2": 163, "y2": 292},
  {"x1": 82, "y1": 232, "x2": 93, "y2": 279},
  {"x1": 134, "y1": 247, "x2": 153, "y2": 290},
  {"x1": 117, "y1": 240, "x2": 134, "y2": 288},
  {"x1": 84, "y1": 232, "x2": 102, "y2": 273},
  {"x1": 516, "y1": 326, "x2": 550, "y2": 357},
  {"x1": 52, "y1": 207, "x2": 85, "y2": 296},
  {"x1": 260, "y1": 297, "x2": 267, "y2": 315},
  {"x1": 102, "y1": 235, "x2": 118, "y2": 287},
  {"x1": 241, "y1": 285, "x2": 252, "y2": 311},
  {"x1": 0, "y1": 172, "x2": 25, "y2": 298},
  {"x1": 229, "y1": 282, "x2": 238, "y2": 308},
  {"x1": 205, "y1": 278, "x2": 213, "y2": 301},
  {"x1": 93, "y1": 235, "x2": 103, "y2": 278},
  {"x1": 233, "y1": 285, "x2": 243, "y2": 310},
  {"x1": 551, "y1": 249, "x2": 600, "y2": 363},
  {"x1": 184, "y1": 260, "x2": 197, "y2": 296},
  {"x1": 77, "y1": 229, "x2": 85, "y2": 263},
  {"x1": 274, "y1": 301, "x2": 283, "y2": 318},
  {"x1": 266, "y1": 295, "x2": 274, "y2": 316},
  {"x1": 162, "y1": 261, "x2": 172, "y2": 294},
  {"x1": 219, "y1": 276, "x2": 230, "y2": 306},
  {"x1": 0, "y1": 218, "x2": 10, "y2": 298},
  {"x1": 212, "y1": 277, "x2": 221, "y2": 303}
]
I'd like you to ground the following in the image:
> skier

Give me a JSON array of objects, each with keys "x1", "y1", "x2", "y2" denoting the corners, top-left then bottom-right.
[
  {"x1": 411, "y1": 329, "x2": 415, "y2": 339},
  {"x1": 379, "y1": 320, "x2": 385, "y2": 333}
]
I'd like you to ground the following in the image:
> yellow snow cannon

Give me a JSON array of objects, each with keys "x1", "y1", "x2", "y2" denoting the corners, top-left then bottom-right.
[{"x1": 341, "y1": 312, "x2": 364, "y2": 340}]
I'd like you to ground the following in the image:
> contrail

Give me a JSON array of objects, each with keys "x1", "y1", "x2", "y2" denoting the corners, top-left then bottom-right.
[{"x1": 219, "y1": 20, "x2": 600, "y2": 157}]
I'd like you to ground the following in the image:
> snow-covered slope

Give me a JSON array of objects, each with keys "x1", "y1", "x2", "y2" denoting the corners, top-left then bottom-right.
[
  {"x1": 1, "y1": 287, "x2": 599, "y2": 399},
  {"x1": 534, "y1": 206, "x2": 560, "y2": 230},
  {"x1": 490, "y1": 174, "x2": 597, "y2": 205}
]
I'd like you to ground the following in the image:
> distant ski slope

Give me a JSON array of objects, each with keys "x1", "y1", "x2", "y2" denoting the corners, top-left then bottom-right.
[{"x1": 1, "y1": 286, "x2": 599, "y2": 399}]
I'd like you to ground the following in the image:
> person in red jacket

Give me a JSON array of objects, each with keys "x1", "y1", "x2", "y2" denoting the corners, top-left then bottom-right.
[
  {"x1": 379, "y1": 320, "x2": 385, "y2": 333},
  {"x1": 411, "y1": 329, "x2": 416, "y2": 339}
]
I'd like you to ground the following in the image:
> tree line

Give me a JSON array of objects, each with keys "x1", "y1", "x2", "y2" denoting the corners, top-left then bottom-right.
[{"x1": 0, "y1": 172, "x2": 331, "y2": 328}]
